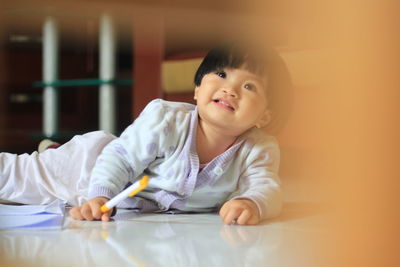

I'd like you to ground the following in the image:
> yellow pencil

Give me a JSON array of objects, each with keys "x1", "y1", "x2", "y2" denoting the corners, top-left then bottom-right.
[{"x1": 100, "y1": 176, "x2": 149, "y2": 213}]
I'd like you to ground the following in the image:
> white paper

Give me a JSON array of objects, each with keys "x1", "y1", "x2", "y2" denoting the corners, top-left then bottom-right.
[{"x1": 0, "y1": 199, "x2": 65, "y2": 230}]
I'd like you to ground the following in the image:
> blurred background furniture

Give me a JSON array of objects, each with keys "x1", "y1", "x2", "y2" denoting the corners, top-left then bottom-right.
[{"x1": 0, "y1": 0, "x2": 324, "y2": 163}]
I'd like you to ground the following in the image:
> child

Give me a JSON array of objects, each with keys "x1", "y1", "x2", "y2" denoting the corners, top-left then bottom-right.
[{"x1": 0, "y1": 43, "x2": 289, "y2": 225}]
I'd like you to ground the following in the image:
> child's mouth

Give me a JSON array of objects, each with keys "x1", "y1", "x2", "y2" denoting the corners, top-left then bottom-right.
[{"x1": 213, "y1": 99, "x2": 235, "y2": 111}]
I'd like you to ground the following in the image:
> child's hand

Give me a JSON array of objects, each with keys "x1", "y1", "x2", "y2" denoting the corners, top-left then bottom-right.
[
  {"x1": 219, "y1": 199, "x2": 260, "y2": 225},
  {"x1": 69, "y1": 197, "x2": 113, "y2": 221}
]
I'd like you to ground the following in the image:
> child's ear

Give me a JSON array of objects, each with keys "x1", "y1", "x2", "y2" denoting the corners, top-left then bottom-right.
[{"x1": 255, "y1": 110, "x2": 272, "y2": 128}]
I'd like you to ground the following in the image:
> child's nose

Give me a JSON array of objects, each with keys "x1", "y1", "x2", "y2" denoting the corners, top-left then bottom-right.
[{"x1": 222, "y1": 87, "x2": 238, "y2": 98}]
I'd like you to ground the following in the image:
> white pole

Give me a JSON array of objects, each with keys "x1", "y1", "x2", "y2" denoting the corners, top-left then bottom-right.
[
  {"x1": 99, "y1": 14, "x2": 116, "y2": 134},
  {"x1": 42, "y1": 17, "x2": 59, "y2": 137}
]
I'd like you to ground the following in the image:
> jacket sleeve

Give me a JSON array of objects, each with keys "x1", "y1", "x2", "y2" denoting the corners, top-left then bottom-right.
[
  {"x1": 88, "y1": 99, "x2": 171, "y2": 199},
  {"x1": 230, "y1": 136, "x2": 282, "y2": 220}
]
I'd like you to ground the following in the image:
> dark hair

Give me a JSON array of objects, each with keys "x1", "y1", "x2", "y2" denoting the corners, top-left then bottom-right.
[
  {"x1": 194, "y1": 43, "x2": 267, "y2": 86},
  {"x1": 194, "y1": 42, "x2": 293, "y2": 134}
]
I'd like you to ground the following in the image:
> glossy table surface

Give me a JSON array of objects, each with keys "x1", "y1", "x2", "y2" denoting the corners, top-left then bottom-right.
[{"x1": 0, "y1": 179, "x2": 334, "y2": 267}]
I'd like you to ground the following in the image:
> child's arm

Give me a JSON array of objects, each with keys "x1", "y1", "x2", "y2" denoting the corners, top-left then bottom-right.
[
  {"x1": 69, "y1": 197, "x2": 114, "y2": 221},
  {"x1": 226, "y1": 134, "x2": 282, "y2": 223},
  {"x1": 87, "y1": 100, "x2": 169, "y2": 204},
  {"x1": 219, "y1": 198, "x2": 260, "y2": 225}
]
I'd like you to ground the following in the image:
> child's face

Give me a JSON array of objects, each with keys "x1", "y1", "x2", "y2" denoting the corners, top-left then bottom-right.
[{"x1": 194, "y1": 67, "x2": 270, "y2": 136}]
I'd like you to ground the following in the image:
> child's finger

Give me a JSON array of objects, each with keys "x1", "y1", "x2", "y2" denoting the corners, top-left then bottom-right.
[
  {"x1": 219, "y1": 204, "x2": 228, "y2": 218},
  {"x1": 236, "y1": 209, "x2": 252, "y2": 225},
  {"x1": 246, "y1": 215, "x2": 260, "y2": 225},
  {"x1": 69, "y1": 206, "x2": 84, "y2": 220},
  {"x1": 223, "y1": 209, "x2": 242, "y2": 225},
  {"x1": 101, "y1": 212, "x2": 112, "y2": 222},
  {"x1": 81, "y1": 204, "x2": 94, "y2": 221},
  {"x1": 100, "y1": 207, "x2": 115, "y2": 222},
  {"x1": 88, "y1": 201, "x2": 102, "y2": 220}
]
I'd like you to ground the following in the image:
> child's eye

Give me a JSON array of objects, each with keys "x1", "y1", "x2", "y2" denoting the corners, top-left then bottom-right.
[
  {"x1": 216, "y1": 71, "x2": 227, "y2": 78},
  {"x1": 244, "y1": 83, "x2": 256, "y2": 91}
]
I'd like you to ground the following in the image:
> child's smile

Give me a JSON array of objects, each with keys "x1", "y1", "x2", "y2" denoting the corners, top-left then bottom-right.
[{"x1": 212, "y1": 98, "x2": 235, "y2": 111}]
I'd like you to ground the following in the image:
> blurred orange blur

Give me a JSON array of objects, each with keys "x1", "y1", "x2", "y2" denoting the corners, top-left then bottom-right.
[{"x1": 252, "y1": 1, "x2": 400, "y2": 266}]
